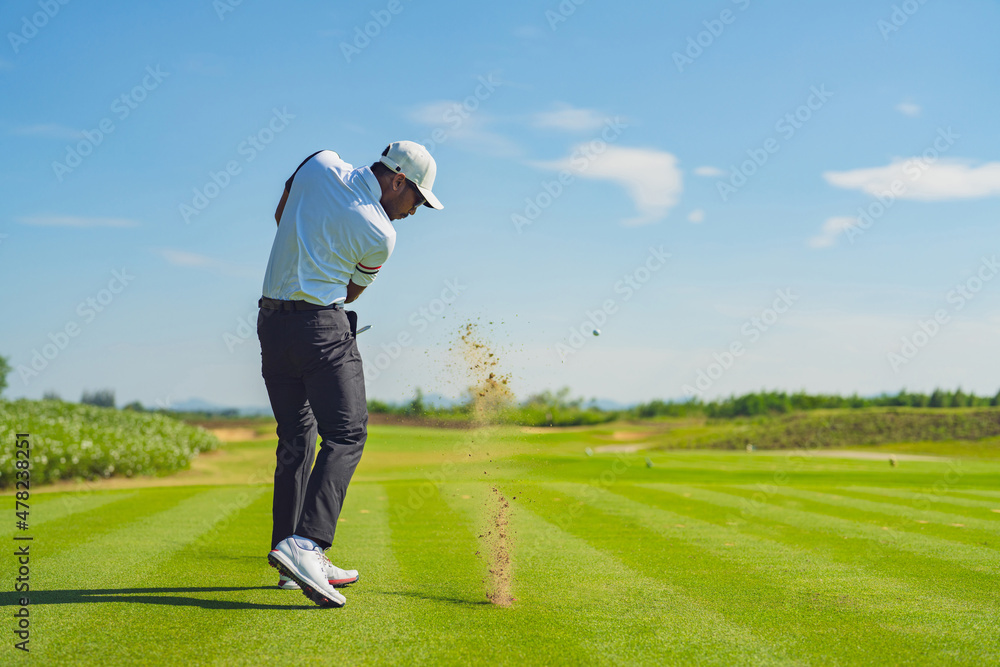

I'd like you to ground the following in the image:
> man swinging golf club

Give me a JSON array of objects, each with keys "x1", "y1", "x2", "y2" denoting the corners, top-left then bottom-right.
[{"x1": 259, "y1": 141, "x2": 443, "y2": 608}]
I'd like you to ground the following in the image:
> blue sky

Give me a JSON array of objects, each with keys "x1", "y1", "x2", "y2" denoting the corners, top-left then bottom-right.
[{"x1": 2, "y1": 0, "x2": 998, "y2": 409}]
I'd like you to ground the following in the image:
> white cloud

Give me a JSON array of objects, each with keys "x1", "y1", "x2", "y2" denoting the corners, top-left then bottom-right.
[
  {"x1": 534, "y1": 145, "x2": 683, "y2": 226},
  {"x1": 531, "y1": 103, "x2": 607, "y2": 132},
  {"x1": 17, "y1": 216, "x2": 138, "y2": 228},
  {"x1": 409, "y1": 100, "x2": 520, "y2": 157},
  {"x1": 824, "y1": 158, "x2": 1000, "y2": 201},
  {"x1": 160, "y1": 249, "x2": 218, "y2": 267},
  {"x1": 694, "y1": 166, "x2": 724, "y2": 177},
  {"x1": 896, "y1": 102, "x2": 921, "y2": 117},
  {"x1": 809, "y1": 216, "x2": 859, "y2": 248},
  {"x1": 158, "y1": 248, "x2": 257, "y2": 279},
  {"x1": 688, "y1": 209, "x2": 705, "y2": 223},
  {"x1": 513, "y1": 24, "x2": 543, "y2": 39},
  {"x1": 12, "y1": 123, "x2": 84, "y2": 140}
]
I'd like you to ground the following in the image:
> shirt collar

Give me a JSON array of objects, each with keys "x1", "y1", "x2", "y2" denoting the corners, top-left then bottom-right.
[{"x1": 357, "y1": 166, "x2": 381, "y2": 200}]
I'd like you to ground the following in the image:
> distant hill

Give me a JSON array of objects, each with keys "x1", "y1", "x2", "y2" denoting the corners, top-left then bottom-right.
[{"x1": 164, "y1": 398, "x2": 272, "y2": 417}]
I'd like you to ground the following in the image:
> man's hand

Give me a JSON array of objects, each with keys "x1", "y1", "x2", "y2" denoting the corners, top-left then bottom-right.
[{"x1": 346, "y1": 281, "x2": 366, "y2": 303}]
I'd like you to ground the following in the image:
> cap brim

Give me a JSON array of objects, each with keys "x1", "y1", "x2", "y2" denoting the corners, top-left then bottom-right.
[{"x1": 417, "y1": 184, "x2": 443, "y2": 210}]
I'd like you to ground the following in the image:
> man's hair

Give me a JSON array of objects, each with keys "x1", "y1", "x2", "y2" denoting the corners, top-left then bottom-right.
[{"x1": 371, "y1": 145, "x2": 393, "y2": 178}]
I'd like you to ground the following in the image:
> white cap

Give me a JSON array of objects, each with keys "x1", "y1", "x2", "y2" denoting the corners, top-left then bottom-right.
[{"x1": 379, "y1": 141, "x2": 443, "y2": 210}]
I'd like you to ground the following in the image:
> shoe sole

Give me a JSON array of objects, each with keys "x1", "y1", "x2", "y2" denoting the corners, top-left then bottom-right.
[
  {"x1": 331, "y1": 573, "x2": 360, "y2": 588},
  {"x1": 268, "y1": 551, "x2": 345, "y2": 608},
  {"x1": 278, "y1": 573, "x2": 359, "y2": 590}
]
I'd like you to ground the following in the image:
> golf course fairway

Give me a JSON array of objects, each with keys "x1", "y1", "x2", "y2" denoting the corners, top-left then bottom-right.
[{"x1": 4, "y1": 424, "x2": 999, "y2": 665}]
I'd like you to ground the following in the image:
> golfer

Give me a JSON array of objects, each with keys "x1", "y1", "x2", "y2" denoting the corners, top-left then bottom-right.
[{"x1": 259, "y1": 141, "x2": 443, "y2": 607}]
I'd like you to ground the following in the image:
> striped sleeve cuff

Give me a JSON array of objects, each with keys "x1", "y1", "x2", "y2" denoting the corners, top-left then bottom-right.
[{"x1": 350, "y1": 262, "x2": 381, "y2": 287}]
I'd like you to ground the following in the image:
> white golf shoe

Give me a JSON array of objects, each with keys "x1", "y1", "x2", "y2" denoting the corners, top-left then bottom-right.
[
  {"x1": 277, "y1": 558, "x2": 359, "y2": 589},
  {"x1": 326, "y1": 561, "x2": 360, "y2": 587},
  {"x1": 268, "y1": 536, "x2": 346, "y2": 608},
  {"x1": 277, "y1": 576, "x2": 300, "y2": 590}
]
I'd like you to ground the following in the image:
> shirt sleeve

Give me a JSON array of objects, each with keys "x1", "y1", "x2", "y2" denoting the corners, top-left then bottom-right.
[
  {"x1": 284, "y1": 150, "x2": 334, "y2": 192},
  {"x1": 350, "y1": 235, "x2": 395, "y2": 287}
]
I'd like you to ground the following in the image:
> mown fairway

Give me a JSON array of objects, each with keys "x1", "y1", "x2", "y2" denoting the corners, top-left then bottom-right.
[{"x1": 4, "y1": 424, "x2": 1000, "y2": 665}]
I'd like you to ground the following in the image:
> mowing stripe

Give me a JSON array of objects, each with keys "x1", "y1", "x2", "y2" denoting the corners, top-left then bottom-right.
[
  {"x1": 944, "y1": 489, "x2": 1000, "y2": 500},
  {"x1": 436, "y1": 482, "x2": 602, "y2": 665},
  {"x1": 35, "y1": 486, "x2": 264, "y2": 590},
  {"x1": 533, "y1": 481, "x2": 958, "y2": 665},
  {"x1": 380, "y1": 478, "x2": 609, "y2": 665},
  {"x1": 556, "y1": 482, "x2": 998, "y2": 632},
  {"x1": 321, "y1": 483, "x2": 424, "y2": 666},
  {"x1": 506, "y1": 485, "x2": 799, "y2": 666},
  {"x1": 620, "y1": 483, "x2": 1000, "y2": 610},
  {"x1": 30, "y1": 490, "x2": 280, "y2": 666},
  {"x1": 550, "y1": 484, "x2": 997, "y2": 664},
  {"x1": 29, "y1": 486, "x2": 263, "y2": 663},
  {"x1": 385, "y1": 481, "x2": 488, "y2": 604},
  {"x1": 107, "y1": 483, "x2": 414, "y2": 667},
  {"x1": 0, "y1": 489, "x2": 138, "y2": 541},
  {"x1": 754, "y1": 486, "x2": 1000, "y2": 537},
  {"x1": 23, "y1": 486, "x2": 206, "y2": 569},
  {"x1": 380, "y1": 481, "x2": 510, "y2": 664},
  {"x1": 834, "y1": 486, "x2": 1000, "y2": 512},
  {"x1": 667, "y1": 484, "x2": 1000, "y2": 574},
  {"x1": 614, "y1": 483, "x2": 999, "y2": 612}
]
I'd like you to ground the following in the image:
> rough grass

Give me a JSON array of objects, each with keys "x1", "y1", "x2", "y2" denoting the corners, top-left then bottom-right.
[{"x1": 3, "y1": 423, "x2": 998, "y2": 664}]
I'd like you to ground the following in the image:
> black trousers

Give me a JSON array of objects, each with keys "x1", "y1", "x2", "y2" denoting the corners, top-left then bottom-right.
[{"x1": 257, "y1": 305, "x2": 367, "y2": 550}]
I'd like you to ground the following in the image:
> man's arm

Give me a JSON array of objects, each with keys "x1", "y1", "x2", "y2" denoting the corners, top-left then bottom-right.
[
  {"x1": 346, "y1": 281, "x2": 366, "y2": 303},
  {"x1": 347, "y1": 236, "x2": 393, "y2": 303},
  {"x1": 274, "y1": 186, "x2": 289, "y2": 226}
]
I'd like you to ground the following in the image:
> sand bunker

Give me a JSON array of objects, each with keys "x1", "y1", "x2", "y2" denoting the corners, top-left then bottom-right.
[{"x1": 594, "y1": 444, "x2": 647, "y2": 453}]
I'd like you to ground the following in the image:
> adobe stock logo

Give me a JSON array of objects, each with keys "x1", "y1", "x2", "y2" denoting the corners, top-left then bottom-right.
[
  {"x1": 672, "y1": 0, "x2": 752, "y2": 73},
  {"x1": 17, "y1": 268, "x2": 135, "y2": 385},
  {"x1": 339, "y1": 0, "x2": 410, "y2": 63},
  {"x1": 682, "y1": 289, "x2": 798, "y2": 397},
  {"x1": 367, "y1": 279, "x2": 466, "y2": 381},
  {"x1": 556, "y1": 246, "x2": 670, "y2": 361},
  {"x1": 887, "y1": 255, "x2": 998, "y2": 372},
  {"x1": 716, "y1": 85, "x2": 832, "y2": 202},
  {"x1": 877, "y1": 0, "x2": 930, "y2": 41},
  {"x1": 179, "y1": 107, "x2": 294, "y2": 224},
  {"x1": 512, "y1": 117, "x2": 628, "y2": 233},
  {"x1": 7, "y1": 0, "x2": 71, "y2": 54},
  {"x1": 52, "y1": 66, "x2": 170, "y2": 182}
]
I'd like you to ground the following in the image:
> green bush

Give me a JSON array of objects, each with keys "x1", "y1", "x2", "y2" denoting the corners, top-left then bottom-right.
[
  {"x1": 706, "y1": 408, "x2": 1000, "y2": 450},
  {"x1": 0, "y1": 355, "x2": 11, "y2": 397},
  {"x1": 0, "y1": 399, "x2": 220, "y2": 487}
]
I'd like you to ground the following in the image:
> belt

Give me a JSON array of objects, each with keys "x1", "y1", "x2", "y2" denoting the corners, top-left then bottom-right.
[{"x1": 258, "y1": 297, "x2": 344, "y2": 311}]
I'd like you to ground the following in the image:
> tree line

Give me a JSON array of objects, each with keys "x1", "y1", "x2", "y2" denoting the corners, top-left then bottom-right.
[{"x1": 370, "y1": 387, "x2": 1000, "y2": 425}]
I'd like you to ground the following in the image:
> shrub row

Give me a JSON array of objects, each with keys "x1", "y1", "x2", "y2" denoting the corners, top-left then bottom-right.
[
  {"x1": 707, "y1": 408, "x2": 1000, "y2": 450},
  {"x1": 0, "y1": 399, "x2": 220, "y2": 487}
]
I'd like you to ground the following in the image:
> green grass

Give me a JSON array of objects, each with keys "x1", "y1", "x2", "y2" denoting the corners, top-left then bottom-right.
[{"x1": 3, "y1": 424, "x2": 999, "y2": 665}]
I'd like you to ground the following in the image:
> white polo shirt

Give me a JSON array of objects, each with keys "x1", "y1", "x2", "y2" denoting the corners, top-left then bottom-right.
[{"x1": 262, "y1": 150, "x2": 396, "y2": 305}]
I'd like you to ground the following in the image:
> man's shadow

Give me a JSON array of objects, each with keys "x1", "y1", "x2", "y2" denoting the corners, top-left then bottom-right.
[
  {"x1": 0, "y1": 587, "x2": 316, "y2": 611},
  {"x1": 1, "y1": 587, "x2": 495, "y2": 610}
]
